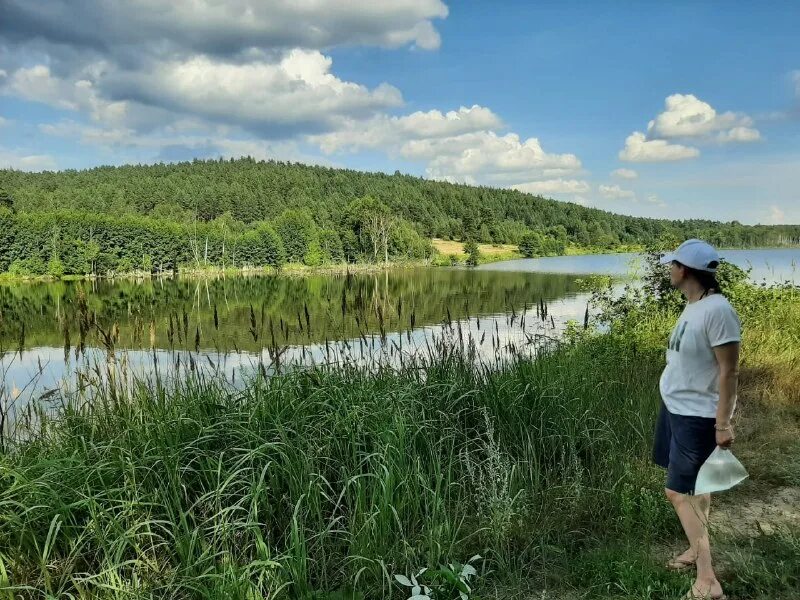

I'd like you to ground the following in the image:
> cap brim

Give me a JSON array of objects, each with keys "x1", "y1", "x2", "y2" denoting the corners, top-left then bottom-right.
[{"x1": 659, "y1": 253, "x2": 675, "y2": 265}]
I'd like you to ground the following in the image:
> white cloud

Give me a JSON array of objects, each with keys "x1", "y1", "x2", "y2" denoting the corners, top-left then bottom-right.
[
  {"x1": 0, "y1": 1, "x2": 449, "y2": 55},
  {"x1": 38, "y1": 118, "x2": 334, "y2": 166},
  {"x1": 512, "y1": 179, "x2": 590, "y2": 195},
  {"x1": 647, "y1": 94, "x2": 757, "y2": 142},
  {"x1": 791, "y1": 71, "x2": 800, "y2": 97},
  {"x1": 619, "y1": 131, "x2": 699, "y2": 163},
  {"x1": 0, "y1": 148, "x2": 57, "y2": 171},
  {"x1": 645, "y1": 194, "x2": 667, "y2": 208},
  {"x1": 716, "y1": 126, "x2": 761, "y2": 143},
  {"x1": 3, "y1": 64, "x2": 130, "y2": 126},
  {"x1": 3, "y1": 51, "x2": 404, "y2": 136},
  {"x1": 618, "y1": 94, "x2": 761, "y2": 164},
  {"x1": 110, "y1": 50, "x2": 403, "y2": 130},
  {"x1": 599, "y1": 184, "x2": 636, "y2": 200},
  {"x1": 1, "y1": 1, "x2": 588, "y2": 190},
  {"x1": 0, "y1": 1, "x2": 446, "y2": 151},
  {"x1": 766, "y1": 205, "x2": 786, "y2": 225},
  {"x1": 39, "y1": 120, "x2": 135, "y2": 147},
  {"x1": 312, "y1": 105, "x2": 502, "y2": 153},
  {"x1": 0, "y1": 116, "x2": 7, "y2": 127},
  {"x1": 420, "y1": 132, "x2": 582, "y2": 184},
  {"x1": 315, "y1": 109, "x2": 583, "y2": 189},
  {"x1": 611, "y1": 168, "x2": 637, "y2": 179}
]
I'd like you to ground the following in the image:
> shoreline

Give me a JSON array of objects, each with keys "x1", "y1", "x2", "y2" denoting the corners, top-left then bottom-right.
[{"x1": 1, "y1": 243, "x2": 797, "y2": 285}]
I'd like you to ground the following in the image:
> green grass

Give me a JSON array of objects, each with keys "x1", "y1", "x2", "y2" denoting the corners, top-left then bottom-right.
[
  {"x1": 0, "y1": 332, "x2": 674, "y2": 598},
  {"x1": 1, "y1": 267, "x2": 798, "y2": 599}
]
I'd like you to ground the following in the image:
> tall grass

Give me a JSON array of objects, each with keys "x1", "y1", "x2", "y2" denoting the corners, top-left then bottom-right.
[
  {"x1": 0, "y1": 330, "x2": 673, "y2": 598},
  {"x1": 2, "y1": 253, "x2": 798, "y2": 599}
]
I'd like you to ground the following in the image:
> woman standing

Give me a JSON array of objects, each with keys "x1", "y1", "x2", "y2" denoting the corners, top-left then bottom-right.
[{"x1": 653, "y1": 239, "x2": 741, "y2": 600}]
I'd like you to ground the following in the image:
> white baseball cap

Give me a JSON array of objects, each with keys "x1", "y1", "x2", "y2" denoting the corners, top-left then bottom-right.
[{"x1": 659, "y1": 239, "x2": 720, "y2": 272}]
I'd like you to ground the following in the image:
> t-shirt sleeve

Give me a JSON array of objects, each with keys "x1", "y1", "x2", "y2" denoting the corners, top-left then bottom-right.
[{"x1": 705, "y1": 302, "x2": 741, "y2": 347}]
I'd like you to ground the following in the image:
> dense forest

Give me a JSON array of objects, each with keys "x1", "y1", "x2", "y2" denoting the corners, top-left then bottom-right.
[{"x1": 1, "y1": 158, "x2": 798, "y2": 276}]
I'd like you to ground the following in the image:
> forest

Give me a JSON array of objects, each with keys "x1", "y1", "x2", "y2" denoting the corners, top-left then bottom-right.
[{"x1": 1, "y1": 158, "x2": 798, "y2": 276}]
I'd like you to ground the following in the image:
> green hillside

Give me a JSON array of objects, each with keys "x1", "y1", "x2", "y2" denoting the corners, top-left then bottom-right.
[{"x1": 1, "y1": 158, "x2": 798, "y2": 276}]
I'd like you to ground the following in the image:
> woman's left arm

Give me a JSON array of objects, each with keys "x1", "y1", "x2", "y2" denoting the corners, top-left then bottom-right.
[{"x1": 714, "y1": 342, "x2": 740, "y2": 448}]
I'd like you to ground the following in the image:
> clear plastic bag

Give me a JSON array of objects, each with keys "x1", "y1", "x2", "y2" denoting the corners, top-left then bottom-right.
[{"x1": 694, "y1": 447, "x2": 748, "y2": 495}]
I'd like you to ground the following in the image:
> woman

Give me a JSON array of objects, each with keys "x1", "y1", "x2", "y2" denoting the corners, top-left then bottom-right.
[{"x1": 653, "y1": 239, "x2": 741, "y2": 600}]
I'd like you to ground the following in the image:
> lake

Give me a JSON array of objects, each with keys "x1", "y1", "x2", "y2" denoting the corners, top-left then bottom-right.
[
  {"x1": 1, "y1": 248, "x2": 798, "y2": 420},
  {"x1": 476, "y1": 248, "x2": 799, "y2": 283}
]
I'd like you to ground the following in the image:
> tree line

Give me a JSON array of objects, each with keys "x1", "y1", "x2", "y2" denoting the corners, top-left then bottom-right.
[
  {"x1": 0, "y1": 198, "x2": 431, "y2": 277},
  {"x1": 1, "y1": 158, "x2": 799, "y2": 276}
]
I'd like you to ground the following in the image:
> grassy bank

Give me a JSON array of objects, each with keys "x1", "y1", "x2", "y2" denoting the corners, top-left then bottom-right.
[
  {"x1": 1, "y1": 259, "x2": 798, "y2": 599},
  {"x1": 0, "y1": 261, "x2": 428, "y2": 285},
  {"x1": 430, "y1": 239, "x2": 647, "y2": 267}
]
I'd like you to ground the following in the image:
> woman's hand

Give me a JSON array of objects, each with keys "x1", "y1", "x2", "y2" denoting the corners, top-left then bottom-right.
[{"x1": 715, "y1": 425, "x2": 735, "y2": 448}]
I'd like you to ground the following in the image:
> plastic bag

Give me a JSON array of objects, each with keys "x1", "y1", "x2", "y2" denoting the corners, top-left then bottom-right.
[{"x1": 694, "y1": 447, "x2": 748, "y2": 495}]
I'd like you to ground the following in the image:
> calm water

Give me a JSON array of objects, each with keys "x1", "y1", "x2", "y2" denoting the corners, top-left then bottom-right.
[
  {"x1": 477, "y1": 248, "x2": 799, "y2": 284},
  {"x1": 1, "y1": 248, "x2": 798, "y2": 419},
  {"x1": 0, "y1": 268, "x2": 585, "y2": 409}
]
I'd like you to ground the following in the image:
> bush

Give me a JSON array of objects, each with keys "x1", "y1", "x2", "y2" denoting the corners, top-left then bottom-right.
[
  {"x1": 318, "y1": 229, "x2": 345, "y2": 263},
  {"x1": 518, "y1": 231, "x2": 542, "y2": 258},
  {"x1": 239, "y1": 224, "x2": 286, "y2": 268},
  {"x1": 47, "y1": 256, "x2": 65, "y2": 278},
  {"x1": 276, "y1": 210, "x2": 317, "y2": 263},
  {"x1": 8, "y1": 256, "x2": 46, "y2": 276},
  {"x1": 464, "y1": 241, "x2": 481, "y2": 267},
  {"x1": 303, "y1": 241, "x2": 324, "y2": 267}
]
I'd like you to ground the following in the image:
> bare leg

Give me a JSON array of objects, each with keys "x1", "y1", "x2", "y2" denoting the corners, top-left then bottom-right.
[
  {"x1": 670, "y1": 493, "x2": 711, "y2": 567},
  {"x1": 666, "y1": 489, "x2": 724, "y2": 598}
]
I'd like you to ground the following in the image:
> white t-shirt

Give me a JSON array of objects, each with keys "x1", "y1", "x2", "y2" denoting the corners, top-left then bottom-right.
[{"x1": 659, "y1": 293, "x2": 741, "y2": 418}]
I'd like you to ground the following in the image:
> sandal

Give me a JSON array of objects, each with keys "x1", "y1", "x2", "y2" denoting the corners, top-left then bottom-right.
[
  {"x1": 666, "y1": 556, "x2": 696, "y2": 571},
  {"x1": 683, "y1": 588, "x2": 727, "y2": 600}
]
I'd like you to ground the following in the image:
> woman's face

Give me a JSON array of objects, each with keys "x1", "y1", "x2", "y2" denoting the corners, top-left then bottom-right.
[{"x1": 669, "y1": 261, "x2": 685, "y2": 288}]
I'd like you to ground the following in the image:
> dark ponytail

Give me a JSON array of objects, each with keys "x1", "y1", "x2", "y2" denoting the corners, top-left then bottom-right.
[{"x1": 681, "y1": 261, "x2": 722, "y2": 296}]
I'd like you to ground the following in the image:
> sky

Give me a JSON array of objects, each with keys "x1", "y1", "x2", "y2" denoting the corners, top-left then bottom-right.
[{"x1": 1, "y1": 1, "x2": 799, "y2": 225}]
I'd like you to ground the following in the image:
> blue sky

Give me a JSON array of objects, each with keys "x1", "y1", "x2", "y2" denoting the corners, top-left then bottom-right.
[{"x1": 1, "y1": 1, "x2": 798, "y2": 224}]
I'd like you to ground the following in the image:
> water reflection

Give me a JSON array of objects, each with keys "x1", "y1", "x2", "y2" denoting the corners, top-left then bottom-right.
[{"x1": 1, "y1": 268, "x2": 595, "y2": 421}]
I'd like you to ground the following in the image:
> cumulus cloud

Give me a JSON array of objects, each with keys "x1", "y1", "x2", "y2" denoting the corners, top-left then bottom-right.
[
  {"x1": 0, "y1": 116, "x2": 8, "y2": 127},
  {"x1": 511, "y1": 179, "x2": 590, "y2": 195},
  {"x1": 793, "y1": 71, "x2": 800, "y2": 97},
  {"x1": 312, "y1": 105, "x2": 502, "y2": 153},
  {"x1": 599, "y1": 184, "x2": 636, "y2": 200},
  {"x1": 647, "y1": 94, "x2": 759, "y2": 142},
  {"x1": 3, "y1": 53, "x2": 402, "y2": 136},
  {"x1": 611, "y1": 168, "x2": 637, "y2": 179},
  {"x1": 1, "y1": 1, "x2": 588, "y2": 191},
  {"x1": 3, "y1": 64, "x2": 130, "y2": 126},
  {"x1": 314, "y1": 109, "x2": 583, "y2": 190},
  {"x1": 0, "y1": 1, "x2": 447, "y2": 146},
  {"x1": 39, "y1": 119, "x2": 334, "y2": 166},
  {"x1": 420, "y1": 132, "x2": 582, "y2": 184},
  {"x1": 0, "y1": 1, "x2": 449, "y2": 56},
  {"x1": 716, "y1": 126, "x2": 761, "y2": 143},
  {"x1": 619, "y1": 93, "x2": 761, "y2": 164},
  {"x1": 107, "y1": 50, "x2": 403, "y2": 133},
  {"x1": 619, "y1": 132, "x2": 699, "y2": 163},
  {"x1": 0, "y1": 148, "x2": 58, "y2": 171}
]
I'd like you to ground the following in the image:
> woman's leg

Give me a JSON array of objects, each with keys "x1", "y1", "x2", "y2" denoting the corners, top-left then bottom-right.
[
  {"x1": 666, "y1": 489, "x2": 723, "y2": 598},
  {"x1": 671, "y1": 493, "x2": 711, "y2": 565}
]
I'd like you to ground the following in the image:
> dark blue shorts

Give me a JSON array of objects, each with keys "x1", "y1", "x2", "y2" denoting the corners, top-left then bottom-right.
[{"x1": 652, "y1": 402, "x2": 717, "y2": 495}]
